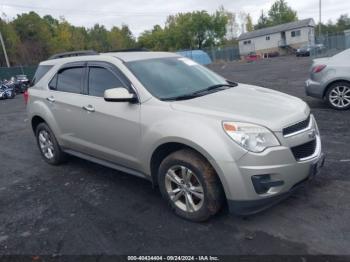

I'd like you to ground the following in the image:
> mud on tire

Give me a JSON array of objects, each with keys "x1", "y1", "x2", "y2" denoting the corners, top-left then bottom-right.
[{"x1": 158, "y1": 149, "x2": 224, "y2": 222}]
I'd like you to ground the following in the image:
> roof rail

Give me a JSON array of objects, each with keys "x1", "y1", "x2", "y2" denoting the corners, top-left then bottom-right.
[
  {"x1": 48, "y1": 50, "x2": 99, "y2": 60},
  {"x1": 107, "y1": 48, "x2": 149, "y2": 53}
]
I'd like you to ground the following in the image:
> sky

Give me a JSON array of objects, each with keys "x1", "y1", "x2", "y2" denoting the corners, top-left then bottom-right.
[{"x1": 1, "y1": 0, "x2": 349, "y2": 37}]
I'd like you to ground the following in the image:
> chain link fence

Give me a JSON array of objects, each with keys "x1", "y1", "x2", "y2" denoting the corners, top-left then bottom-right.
[
  {"x1": 312, "y1": 31, "x2": 350, "y2": 58},
  {"x1": 0, "y1": 66, "x2": 37, "y2": 81},
  {"x1": 203, "y1": 46, "x2": 240, "y2": 63},
  {"x1": 177, "y1": 46, "x2": 240, "y2": 64}
]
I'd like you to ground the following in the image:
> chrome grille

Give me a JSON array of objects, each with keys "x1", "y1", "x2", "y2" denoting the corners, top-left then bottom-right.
[{"x1": 283, "y1": 116, "x2": 311, "y2": 137}]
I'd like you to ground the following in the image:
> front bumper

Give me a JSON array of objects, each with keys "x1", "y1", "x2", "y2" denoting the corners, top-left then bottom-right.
[
  {"x1": 228, "y1": 153, "x2": 325, "y2": 215},
  {"x1": 218, "y1": 115, "x2": 325, "y2": 215},
  {"x1": 305, "y1": 79, "x2": 325, "y2": 99}
]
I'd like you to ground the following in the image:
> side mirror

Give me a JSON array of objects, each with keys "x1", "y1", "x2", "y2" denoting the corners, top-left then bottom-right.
[{"x1": 104, "y1": 87, "x2": 137, "y2": 103}]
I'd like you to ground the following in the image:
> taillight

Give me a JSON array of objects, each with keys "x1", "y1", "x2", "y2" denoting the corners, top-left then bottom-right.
[
  {"x1": 312, "y1": 64, "x2": 326, "y2": 73},
  {"x1": 24, "y1": 90, "x2": 29, "y2": 105}
]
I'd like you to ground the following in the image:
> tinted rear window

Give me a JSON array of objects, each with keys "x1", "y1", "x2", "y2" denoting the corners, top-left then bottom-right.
[{"x1": 31, "y1": 65, "x2": 53, "y2": 86}]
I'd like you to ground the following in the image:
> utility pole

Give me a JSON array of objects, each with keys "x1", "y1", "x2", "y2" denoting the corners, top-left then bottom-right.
[
  {"x1": 319, "y1": 0, "x2": 322, "y2": 37},
  {"x1": 0, "y1": 31, "x2": 10, "y2": 68}
]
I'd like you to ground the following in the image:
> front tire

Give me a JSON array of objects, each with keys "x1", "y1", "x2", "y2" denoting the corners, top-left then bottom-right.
[
  {"x1": 35, "y1": 122, "x2": 66, "y2": 165},
  {"x1": 158, "y1": 149, "x2": 224, "y2": 222},
  {"x1": 326, "y1": 82, "x2": 350, "y2": 110}
]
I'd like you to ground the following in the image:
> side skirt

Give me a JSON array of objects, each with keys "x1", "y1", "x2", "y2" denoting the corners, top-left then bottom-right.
[{"x1": 63, "y1": 149, "x2": 152, "y2": 182}]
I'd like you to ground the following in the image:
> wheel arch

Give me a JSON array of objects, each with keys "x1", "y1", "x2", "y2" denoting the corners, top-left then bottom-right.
[
  {"x1": 31, "y1": 115, "x2": 47, "y2": 134},
  {"x1": 323, "y1": 79, "x2": 350, "y2": 98},
  {"x1": 149, "y1": 141, "x2": 228, "y2": 201}
]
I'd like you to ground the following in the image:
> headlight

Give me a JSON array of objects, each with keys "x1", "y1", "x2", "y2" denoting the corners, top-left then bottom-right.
[{"x1": 222, "y1": 121, "x2": 280, "y2": 153}]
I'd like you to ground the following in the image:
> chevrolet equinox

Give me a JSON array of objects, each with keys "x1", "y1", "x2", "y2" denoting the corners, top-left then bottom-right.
[{"x1": 27, "y1": 51, "x2": 325, "y2": 221}]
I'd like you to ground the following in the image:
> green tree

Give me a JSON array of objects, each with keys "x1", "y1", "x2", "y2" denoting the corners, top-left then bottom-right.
[
  {"x1": 87, "y1": 24, "x2": 110, "y2": 52},
  {"x1": 246, "y1": 14, "x2": 254, "y2": 32},
  {"x1": 71, "y1": 26, "x2": 88, "y2": 51},
  {"x1": 255, "y1": 0, "x2": 297, "y2": 29},
  {"x1": 336, "y1": 14, "x2": 350, "y2": 32},
  {"x1": 108, "y1": 25, "x2": 136, "y2": 50},
  {"x1": 120, "y1": 25, "x2": 136, "y2": 48},
  {"x1": 13, "y1": 11, "x2": 52, "y2": 64},
  {"x1": 210, "y1": 8, "x2": 228, "y2": 46},
  {"x1": 191, "y1": 11, "x2": 212, "y2": 49},
  {"x1": 316, "y1": 14, "x2": 350, "y2": 35},
  {"x1": 0, "y1": 19, "x2": 21, "y2": 66},
  {"x1": 255, "y1": 10, "x2": 270, "y2": 29},
  {"x1": 138, "y1": 25, "x2": 168, "y2": 50},
  {"x1": 141, "y1": 9, "x2": 228, "y2": 51},
  {"x1": 0, "y1": 8, "x2": 230, "y2": 65},
  {"x1": 43, "y1": 15, "x2": 59, "y2": 36},
  {"x1": 268, "y1": 0, "x2": 297, "y2": 26},
  {"x1": 50, "y1": 19, "x2": 73, "y2": 53}
]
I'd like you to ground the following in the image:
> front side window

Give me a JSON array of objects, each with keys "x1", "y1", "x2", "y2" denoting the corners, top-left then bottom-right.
[
  {"x1": 88, "y1": 67, "x2": 125, "y2": 97},
  {"x1": 126, "y1": 57, "x2": 228, "y2": 100},
  {"x1": 52, "y1": 67, "x2": 83, "y2": 94}
]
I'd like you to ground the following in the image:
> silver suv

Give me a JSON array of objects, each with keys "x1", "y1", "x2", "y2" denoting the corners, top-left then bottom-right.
[{"x1": 27, "y1": 51, "x2": 325, "y2": 221}]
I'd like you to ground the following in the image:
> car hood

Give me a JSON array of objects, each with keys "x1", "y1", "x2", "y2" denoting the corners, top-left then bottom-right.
[{"x1": 170, "y1": 83, "x2": 310, "y2": 132}]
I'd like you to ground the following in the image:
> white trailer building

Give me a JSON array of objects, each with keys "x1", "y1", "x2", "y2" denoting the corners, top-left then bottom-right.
[{"x1": 238, "y1": 18, "x2": 315, "y2": 58}]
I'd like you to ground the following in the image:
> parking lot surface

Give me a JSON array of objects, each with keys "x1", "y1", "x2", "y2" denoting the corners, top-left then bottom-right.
[{"x1": 0, "y1": 56, "x2": 349, "y2": 255}]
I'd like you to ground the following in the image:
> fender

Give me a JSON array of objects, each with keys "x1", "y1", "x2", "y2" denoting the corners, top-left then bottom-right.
[{"x1": 137, "y1": 114, "x2": 247, "y2": 199}]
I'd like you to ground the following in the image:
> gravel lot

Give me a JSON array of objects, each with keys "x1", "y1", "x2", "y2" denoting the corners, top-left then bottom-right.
[{"x1": 0, "y1": 56, "x2": 349, "y2": 255}]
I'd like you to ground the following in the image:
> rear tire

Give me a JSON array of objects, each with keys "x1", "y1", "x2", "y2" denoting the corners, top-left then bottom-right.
[
  {"x1": 326, "y1": 82, "x2": 350, "y2": 110},
  {"x1": 35, "y1": 122, "x2": 66, "y2": 165},
  {"x1": 158, "y1": 149, "x2": 224, "y2": 222}
]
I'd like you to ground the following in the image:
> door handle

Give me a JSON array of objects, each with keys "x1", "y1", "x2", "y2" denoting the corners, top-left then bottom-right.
[
  {"x1": 82, "y1": 105, "x2": 95, "y2": 112},
  {"x1": 46, "y1": 96, "x2": 55, "y2": 102}
]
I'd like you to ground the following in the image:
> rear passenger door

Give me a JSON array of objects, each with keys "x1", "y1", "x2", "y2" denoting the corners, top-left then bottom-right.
[
  {"x1": 46, "y1": 62, "x2": 87, "y2": 150},
  {"x1": 77, "y1": 61, "x2": 142, "y2": 170}
]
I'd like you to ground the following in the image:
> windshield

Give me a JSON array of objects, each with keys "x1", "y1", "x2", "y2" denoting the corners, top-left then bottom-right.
[{"x1": 126, "y1": 57, "x2": 228, "y2": 100}]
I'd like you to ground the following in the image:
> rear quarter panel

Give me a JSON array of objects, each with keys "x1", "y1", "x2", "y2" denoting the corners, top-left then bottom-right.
[{"x1": 27, "y1": 87, "x2": 63, "y2": 143}]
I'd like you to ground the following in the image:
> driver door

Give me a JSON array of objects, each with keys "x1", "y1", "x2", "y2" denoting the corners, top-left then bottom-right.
[{"x1": 76, "y1": 61, "x2": 142, "y2": 171}]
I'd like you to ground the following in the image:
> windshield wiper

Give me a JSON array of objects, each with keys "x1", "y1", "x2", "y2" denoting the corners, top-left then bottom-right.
[
  {"x1": 193, "y1": 82, "x2": 237, "y2": 95},
  {"x1": 162, "y1": 93, "x2": 202, "y2": 101},
  {"x1": 162, "y1": 81, "x2": 237, "y2": 101}
]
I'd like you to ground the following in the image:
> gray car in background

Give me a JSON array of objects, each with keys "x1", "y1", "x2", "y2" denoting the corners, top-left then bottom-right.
[
  {"x1": 296, "y1": 44, "x2": 325, "y2": 57},
  {"x1": 305, "y1": 48, "x2": 350, "y2": 110},
  {"x1": 27, "y1": 51, "x2": 325, "y2": 221}
]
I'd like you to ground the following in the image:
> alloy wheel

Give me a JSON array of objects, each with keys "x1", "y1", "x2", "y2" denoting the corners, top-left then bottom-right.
[
  {"x1": 329, "y1": 85, "x2": 350, "y2": 109},
  {"x1": 38, "y1": 130, "x2": 55, "y2": 159},
  {"x1": 165, "y1": 165, "x2": 204, "y2": 213}
]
